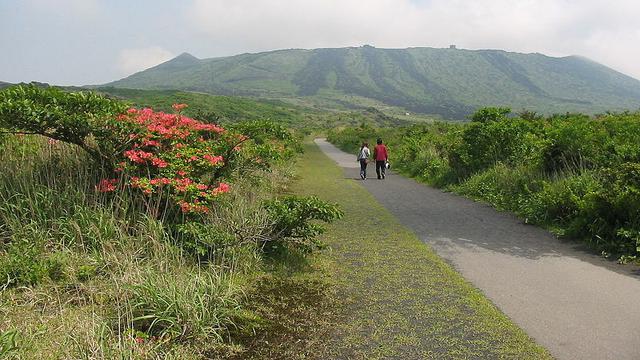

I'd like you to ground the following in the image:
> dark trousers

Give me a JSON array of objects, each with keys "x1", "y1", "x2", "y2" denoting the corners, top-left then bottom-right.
[
  {"x1": 359, "y1": 160, "x2": 368, "y2": 178},
  {"x1": 376, "y1": 160, "x2": 386, "y2": 179}
]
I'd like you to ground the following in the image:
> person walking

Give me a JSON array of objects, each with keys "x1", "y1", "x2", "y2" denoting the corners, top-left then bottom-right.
[
  {"x1": 373, "y1": 138, "x2": 388, "y2": 180},
  {"x1": 357, "y1": 142, "x2": 370, "y2": 180}
]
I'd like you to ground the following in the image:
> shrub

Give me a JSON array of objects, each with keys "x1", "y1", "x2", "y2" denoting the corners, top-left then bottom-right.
[
  {"x1": 0, "y1": 85, "x2": 128, "y2": 165},
  {"x1": 0, "y1": 86, "x2": 301, "y2": 218},
  {"x1": 470, "y1": 106, "x2": 512, "y2": 123},
  {"x1": 448, "y1": 116, "x2": 546, "y2": 179},
  {"x1": 525, "y1": 171, "x2": 602, "y2": 227},
  {"x1": 174, "y1": 222, "x2": 237, "y2": 258},
  {"x1": 571, "y1": 163, "x2": 640, "y2": 255},
  {"x1": 263, "y1": 196, "x2": 343, "y2": 252},
  {"x1": 454, "y1": 163, "x2": 543, "y2": 213},
  {"x1": 0, "y1": 239, "x2": 68, "y2": 287}
]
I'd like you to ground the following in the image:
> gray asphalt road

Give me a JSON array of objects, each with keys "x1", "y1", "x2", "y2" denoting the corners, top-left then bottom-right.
[{"x1": 315, "y1": 138, "x2": 640, "y2": 360}]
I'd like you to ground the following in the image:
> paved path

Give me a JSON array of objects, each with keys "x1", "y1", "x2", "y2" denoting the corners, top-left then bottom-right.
[{"x1": 315, "y1": 138, "x2": 640, "y2": 360}]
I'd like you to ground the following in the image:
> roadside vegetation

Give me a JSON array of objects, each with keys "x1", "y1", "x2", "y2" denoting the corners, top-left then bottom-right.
[
  {"x1": 0, "y1": 85, "x2": 342, "y2": 359},
  {"x1": 328, "y1": 107, "x2": 640, "y2": 261}
]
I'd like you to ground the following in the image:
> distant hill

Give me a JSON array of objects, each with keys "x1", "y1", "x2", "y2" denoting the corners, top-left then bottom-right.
[
  {"x1": 97, "y1": 87, "x2": 414, "y2": 128},
  {"x1": 104, "y1": 46, "x2": 640, "y2": 119},
  {"x1": 0, "y1": 81, "x2": 12, "y2": 89}
]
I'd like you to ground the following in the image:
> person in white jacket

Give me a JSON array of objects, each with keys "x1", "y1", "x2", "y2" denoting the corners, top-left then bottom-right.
[{"x1": 357, "y1": 142, "x2": 370, "y2": 180}]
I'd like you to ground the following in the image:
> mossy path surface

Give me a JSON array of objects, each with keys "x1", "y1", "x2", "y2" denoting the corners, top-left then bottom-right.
[{"x1": 291, "y1": 141, "x2": 551, "y2": 359}]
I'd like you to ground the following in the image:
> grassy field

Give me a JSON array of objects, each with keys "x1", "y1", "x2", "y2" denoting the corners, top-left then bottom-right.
[{"x1": 290, "y1": 141, "x2": 551, "y2": 359}]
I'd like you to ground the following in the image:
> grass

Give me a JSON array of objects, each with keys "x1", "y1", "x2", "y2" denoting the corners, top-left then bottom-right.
[
  {"x1": 291, "y1": 141, "x2": 551, "y2": 359},
  {"x1": 0, "y1": 134, "x2": 328, "y2": 359}
]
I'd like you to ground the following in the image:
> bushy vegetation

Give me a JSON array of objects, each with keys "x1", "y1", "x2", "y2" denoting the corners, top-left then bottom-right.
[
  {"x1": 0, "y1": 85, "x2": 342, "y2": 358},
  {"x1": 328, "y1": 108, "x2": 640, "y2": 259}
]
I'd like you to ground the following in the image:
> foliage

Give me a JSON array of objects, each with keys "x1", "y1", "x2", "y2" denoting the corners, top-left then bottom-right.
[
  {"x1": 0, "y1": 85, "x2": 128, "y2": 165},
  {"x1": 329, "y1": 108, "x2": 640, "y2": 258},
  {"x1": 0, "y1": 239, "x2": 68, "y2": 287},
  {"x1": 229, "y1": 119, "x2": 304, "y2": 170},
  {"x1": 0, "y1": 85, "x2": 303, "y2": 217},
  {"x1": 470, "y1": 106, "x2": 512, "y2": 123},
  {"x1": 0, "y1": 330, "x2": 19, "y2": 358},
  {"x1": 129, "y1": 269, "x2": 241, "y2": 343},
  {"x1": 448, "y1": 116, "x2": 547, "y2": 178},
  {"x1": 263, "y1": 195, "x2": 344, "y2": 252}
]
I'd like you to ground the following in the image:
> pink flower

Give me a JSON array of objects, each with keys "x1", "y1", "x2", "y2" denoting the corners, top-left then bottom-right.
[
  {"x1": 196, "y1": 184, "x2": 208, "y2": 190},
  {"x1": 96, "y1": 179, "x2": 118, "y2": 192},
  {"x1": 127, "y1": 108, "x2": 138, "y2": 114},
  {"x1": 172, "y1": 103, "x2": 188, "y2": 111},
  {"x1": 143, "y1": 139, "x2": 161, "y2": 147},
  {"x1": 203, "y1": 154, "x2": 223, "y2": 165},
  {"x1": 212, "y1": 182, "x2": 230, "y2": 195},
  {"x1": 124, "y1": 150, "x2": 153, "y2": 164},
  {"x1": 178, "y1": 201, "x2": 191, "y2": 213},
  {"x1": 151, "y1": 157, "x2": 168, "y2": 168}
]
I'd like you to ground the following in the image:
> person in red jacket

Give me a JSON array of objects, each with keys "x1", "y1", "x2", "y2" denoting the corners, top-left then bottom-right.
[{"x1": 373, "y1": 138, "x2": 388, "y2": 180}]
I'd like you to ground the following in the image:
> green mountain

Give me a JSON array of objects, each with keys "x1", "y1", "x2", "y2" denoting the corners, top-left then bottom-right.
[{"x1": 104, "y1": 46, "x2": 640, "y2": 119}]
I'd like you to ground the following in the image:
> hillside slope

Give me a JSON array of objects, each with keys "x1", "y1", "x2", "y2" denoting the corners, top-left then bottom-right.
[
  {"x1": 97, "y1": 87, "x2": 416, "y2": 128},
  {"x1": 105, "y1": 47, "x2": 640, "y2": 119}
]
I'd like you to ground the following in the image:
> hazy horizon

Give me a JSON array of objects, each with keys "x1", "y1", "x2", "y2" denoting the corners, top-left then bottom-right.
[{"x1": 2, "y1": 0, "x2": 640, "y2": 86}]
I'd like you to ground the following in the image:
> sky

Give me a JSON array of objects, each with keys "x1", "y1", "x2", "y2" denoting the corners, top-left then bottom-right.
[{"x1": 1, "y1": 0, "x2": 640, "y2": 85}]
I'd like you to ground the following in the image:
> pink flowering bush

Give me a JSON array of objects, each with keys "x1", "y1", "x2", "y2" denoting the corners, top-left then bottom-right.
[
  {"x1": 0, "y1": 86, "x2": 259, "y2": 215},
  {"x1": 99, "y1": 105, "x2": 241, "y2": 214}
]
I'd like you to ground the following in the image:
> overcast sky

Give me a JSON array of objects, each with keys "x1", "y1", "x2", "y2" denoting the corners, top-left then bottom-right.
[{"x1": 1, "y1": 0, "x2": 639, "y2": 85}]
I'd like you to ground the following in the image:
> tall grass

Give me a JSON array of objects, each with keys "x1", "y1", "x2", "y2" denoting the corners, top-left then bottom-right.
[{"x1": 0, "y1": 134, "x2": 280, "y2": 358}]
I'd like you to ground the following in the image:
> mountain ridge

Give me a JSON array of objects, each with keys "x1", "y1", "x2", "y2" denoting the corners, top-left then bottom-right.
[{"x1": 105, "y1": 46, "x2": 640, "y2": 119}]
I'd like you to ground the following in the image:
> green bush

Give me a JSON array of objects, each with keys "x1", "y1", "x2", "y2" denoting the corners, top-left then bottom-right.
[
  {"x1": 470, "y1": 106, "x2": 512, "y2": 123},
  {"x1": 174, "y1": 222, "x2": 237, "y2": 258},
  {"x1": 0, "y1": 85, "x2": 128, "y2": 165},
  {"x1": 525, "y1": 172, "x2": 602, "y2": 227},
  {"x1": 454, "y1": 163, "x2": 543, "y2": 213},
  {"x1": 263, "y1": 195, "x2": 343, "y2": 252},
  {"x1": 328, "y1": 108, "x2": 640, "y2": 258},
  {"x1": 0, "y1": 239, "x2": 68, "y2": 287},
  {"x1": 448, "y1": 117, "x2": 546, "y2": 179}
]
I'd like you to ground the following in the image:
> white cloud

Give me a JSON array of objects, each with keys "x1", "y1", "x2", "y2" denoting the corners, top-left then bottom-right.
[
  {"x1": 186, "y1": 0, "x2": 640, "y2": 79},
  {"x1": 116, "y1": 46, "x2": 175, "y2": 76}
]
